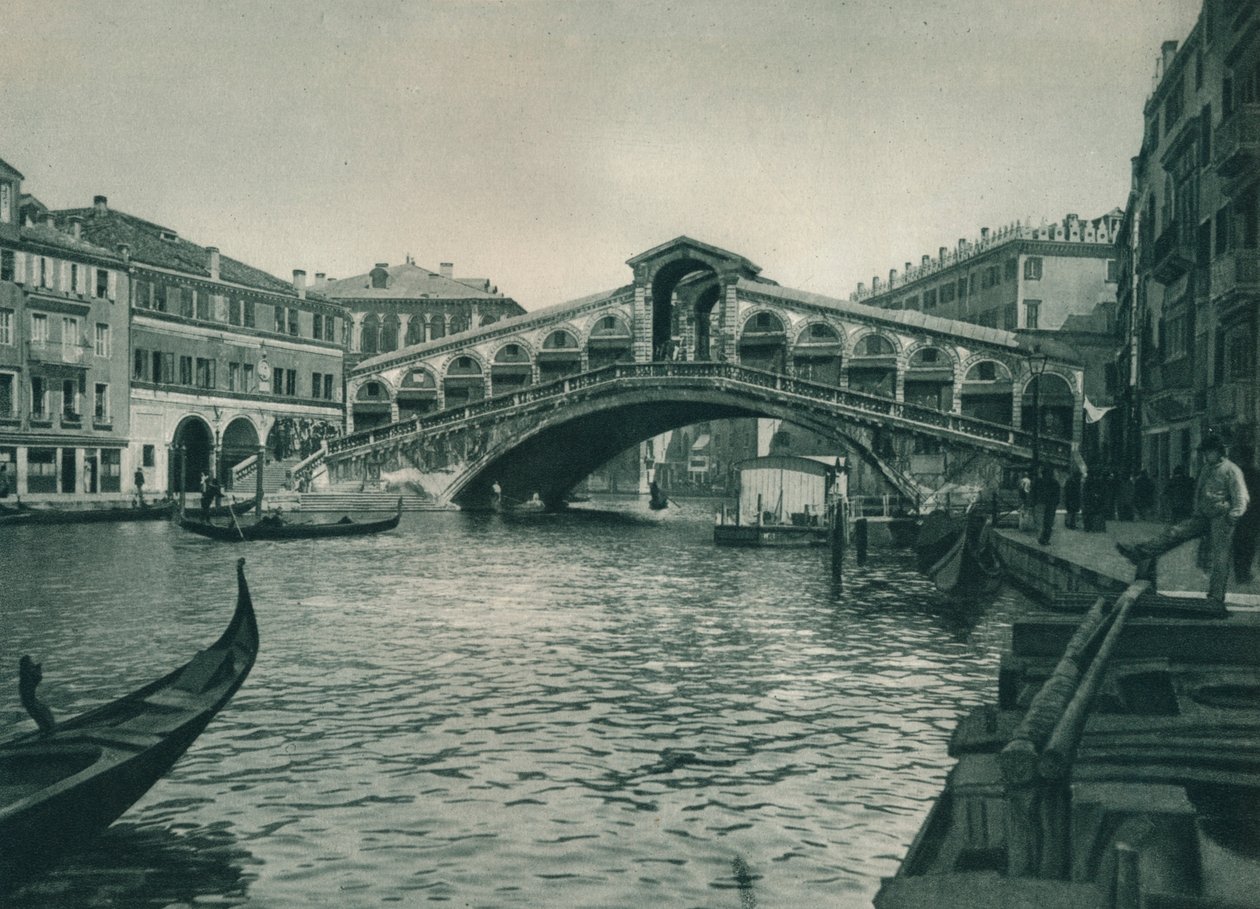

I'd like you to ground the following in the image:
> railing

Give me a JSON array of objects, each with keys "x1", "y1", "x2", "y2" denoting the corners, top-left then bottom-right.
[
  {"x1": 1213, "y1": 102, "x2": 1260, "y2": 177},
  {"x1": 327, "y1": 362, "x2": 1073, "y2": 462},
  {"x1": 231, "y1": 453, "x2": 260, "y2": 489},
  {"x1": 290, "y1": 442, "x2": 329, "y2": 486},
  {"x1": 27, "y1": 340, "x2": 85, "y2": 365}
]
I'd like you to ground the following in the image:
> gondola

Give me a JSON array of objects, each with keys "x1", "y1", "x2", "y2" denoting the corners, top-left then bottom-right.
[
  {"x1": 178, "y1": 499, "x2": 402, "y2": 542},
  {"x1": 648, "y1": 481, "x2": 669, "y2": 511},
  {"x1": 914, "y1": 506, "x2": 1003, "y2": 596},
  {"x1": 0, "y1": 558, "x2": 259, "y2": 886},
  {"x1": 17, "y1": 500, "x2": 176, "y2": 525},
  {"x1": 205, "y1": 494, "x2": 261, "y2": 519}
]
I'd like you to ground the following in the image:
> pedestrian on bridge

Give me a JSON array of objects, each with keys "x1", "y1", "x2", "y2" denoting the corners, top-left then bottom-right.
[{"x1": 1117, "y1": 433, "x2": 1249, "y2": 609}]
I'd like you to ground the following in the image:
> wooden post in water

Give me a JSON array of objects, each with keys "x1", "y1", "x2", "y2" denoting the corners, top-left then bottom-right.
[
  {"x1": 830, "y1": 497, "x2": 847, "y2": 580},
  {"x1": 855, "y1": 516, "x2": 868, "y2": 564},
  {"x1": 256, "y1": 445, "x2": 265, "y2": 514},
  {"x1": 177, "y1": 445, "x2": 186, "y2": 516}
]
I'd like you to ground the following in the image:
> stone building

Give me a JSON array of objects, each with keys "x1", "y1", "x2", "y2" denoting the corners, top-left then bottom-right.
[
  {"x1": 1113, "y1": 0, "x2": 1259, "y2": 481},
  {"x1": 50, "y1": 195, "x2": 348, "y2": 494},
  {"x1": 0, "y1": 158, "x2": 133, "y2": 501}
]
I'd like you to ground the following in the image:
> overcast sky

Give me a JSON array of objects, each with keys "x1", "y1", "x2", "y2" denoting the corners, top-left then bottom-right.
[{"x1": 8, "y1": 0, "x2": 1201, "y2": 309}]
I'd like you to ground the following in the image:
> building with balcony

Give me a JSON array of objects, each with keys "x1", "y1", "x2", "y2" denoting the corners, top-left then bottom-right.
[
  {"x1": 1114, "y1": 0, "x2": 1259, "y2": 483},
  {"x1": 0, "y1": 158, "x2": 133, "y2": 501},
  {"x1": 50, "y1": 195, "x2": 350, "y2": 495}
]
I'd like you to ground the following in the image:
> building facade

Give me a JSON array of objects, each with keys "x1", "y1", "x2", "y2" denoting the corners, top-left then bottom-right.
[
  {"x1": 52, "y1": 196, "x2": 349, "y2": 494},
  {"x1": 0, "y1": 159, "x2": 133, "y2": 501},
  {"x1": 1114, "y1": 1, "x2": 1259, "y2": 483}
]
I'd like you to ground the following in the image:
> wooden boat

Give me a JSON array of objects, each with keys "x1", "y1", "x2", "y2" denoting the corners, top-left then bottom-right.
[
  {"x1": 915, "y1": 507, "x2": 1003, "y2": 596},
  {"x1": 648, "y1": 482, "x2": 669, "y2": 511},
  {"x1": 875, "y1": 584, "x2": 1260, "y2": 908},
  {"x1": 178, "y1": 499, "x2": 401, "y2": 541},
  {"x1": 205, "y1": 494, "x2": 261, "y2": 519},
  {"x1": 17, "y1": 500, "x2": 176, "y2": 525},
  {"x1": 0, "y1": 558, "x2": 259, "y2": 885}
]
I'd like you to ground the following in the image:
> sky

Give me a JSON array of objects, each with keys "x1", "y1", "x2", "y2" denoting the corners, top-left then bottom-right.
[{"x1": 6, "y1": 0, "x2": 1202, "y2": 310}]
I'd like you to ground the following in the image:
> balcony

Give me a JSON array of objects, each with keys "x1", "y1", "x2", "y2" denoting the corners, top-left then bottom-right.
[
  {"x1": 1151, "y1": 222, "x2": 1193, "y2": 285},
  {"x1": 1209, "y1": 382, "x2": 1257, "y2": 422},
  {"x1": 26, "y1": 340, "x2": 85, "y2": 366},
  {"x1": 1211, "y1": 251, "x2": 1260, "y2": 306},
  {"x1": 1214, "y1": 103, "x2": 1260, "y2": 180}
]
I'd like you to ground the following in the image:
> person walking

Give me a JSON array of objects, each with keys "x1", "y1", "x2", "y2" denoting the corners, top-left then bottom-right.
[
  {"x1": 1233, "y1": 445, "x2": 1259, "y2": 584},
  {"x1": 1063, "y1": 468, "x2": 1082, "y2": 530},
  {"x1": 1117, "y1": 433, "x2": 1249, "y2": 608},
  {"x1": 1018, "y1": 473, "x2": 1033, "y2": 532},
  {"x1": 1034, "y1": 465, "x2": 1061, "y2": 546},
  {"x1": 134, "y1": 466, "x2": 145, "y2": 505}
]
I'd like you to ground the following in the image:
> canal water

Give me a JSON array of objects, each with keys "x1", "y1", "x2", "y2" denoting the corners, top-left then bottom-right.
[{"x1": 1, "y1": 498, "x2": 1032, "y2": 907}]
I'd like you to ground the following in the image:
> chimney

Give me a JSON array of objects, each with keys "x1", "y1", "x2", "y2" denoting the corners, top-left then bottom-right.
[
  {"x1": 921, "y1": 254, "x2": 931, "y2": 268},
  {"x1": 93, "y1": 195, "x2": 108, "y2": 216},
  {"x1": 904, "y1": 261, "x2": 912, "y2": 276},
  {"x1": 1161, "y1": 40, "x2": 1179, "y2": 75},
  {"x1": 69, "y1": 215, "x2": 83, "y2": 239},
  {"x1": 440, "y1": 262, "x2": 454, "y2": 279},
  {"x1": 958, "y1": 238, "x2": 967, "y2": 253},
  {"x1": 938, "y1": 246, "x2": 948, "y2": 263},
  {"x1": 293, "y1": 269, "x2": 307, "y2": 299},
  {"x1": 872, "y1": 276, "x2": 881, "y2": 292},
  {"x1": 857, "y1": 281, "x2": 866, "y2": 295},
  {"x1": 315, "y1": 272, "x2": 326, "y2": 283},
  {"x1": 889, "y1": 268, "x2": 898, "y2": 287},
  {"x1": 207, "y1": 246, "x2": 220, "y2": 281},
  {"x1": 981, "y1": 227, "x2": 990, "y2": 242}
]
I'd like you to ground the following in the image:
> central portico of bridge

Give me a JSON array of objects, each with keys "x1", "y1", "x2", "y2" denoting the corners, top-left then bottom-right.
[{"x1": 304, "y1": 237, "x2": 1083, "y2": 507}]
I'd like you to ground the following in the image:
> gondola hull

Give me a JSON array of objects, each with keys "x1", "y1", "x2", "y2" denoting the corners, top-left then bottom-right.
[
  {"x1": 0, "y1": 559, "x2": 259, "y2": 886},
  {"x1": 18, "y1": 501, "x2": 176, "y2": 525},
  {"x1": 178, "y1": 503, "x2": 401, "y2": 541},
  {"x1": 915, "y1": 509, "x2": 1003, "y2": 596}
]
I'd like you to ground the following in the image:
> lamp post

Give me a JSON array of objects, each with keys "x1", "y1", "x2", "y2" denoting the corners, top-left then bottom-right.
[{"x1": 1027, "y1": 346, "x2": 1049, "y2": 478}]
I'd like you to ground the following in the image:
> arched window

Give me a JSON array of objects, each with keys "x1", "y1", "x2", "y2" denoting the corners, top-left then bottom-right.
[
  {"x1": 856, "y1": 334, "x2": 894, "y2": 356},
  {"x1": 359, "y1": 315, "x2": 380, "y2": 354},
  {"x1": 543, "y1": 329, "x2": 579, "y2": 349}
]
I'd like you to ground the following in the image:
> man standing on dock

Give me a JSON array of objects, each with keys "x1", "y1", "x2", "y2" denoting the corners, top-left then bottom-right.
[
  {"x1": 1117, "y1": 433, "x2": 1249, "y2": 608},
  {"x1": 1033, "y1": 465, "x2": 1060, "y2": 546}
]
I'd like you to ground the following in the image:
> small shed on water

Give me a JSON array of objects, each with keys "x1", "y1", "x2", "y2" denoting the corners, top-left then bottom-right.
[{"x1": 735, "y1": 455, "x2": 844, "y2": 525}]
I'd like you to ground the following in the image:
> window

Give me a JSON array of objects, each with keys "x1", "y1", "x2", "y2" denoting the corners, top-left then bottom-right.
[
  {"x1": 957, "y1": 277, "x2": 967, "y2": 298},
  {"x1": 94, "y1": 323, "x2": 110, "y2": 358},
  {"x1": 976, "y1": 361, "x2": 997, "y2": 381},
  {"x1": 242, "y1": 299, "x2": 254, "y2": 328},
  {"x1": 273, "y1": 368, "x2": 283, "y2": 396},
  {"x1": 312, "y1": 372, "x2": 322, "y2": 398},
  {"x1": 923, "y1": 288, "x2": 938, "y2": 309},
  {"x1": 0, "y1": 373, "x2": 12, "y2": 417},
  {"x1": 100, "y1": 449, "x2": 121, "y2": 492},
  {"x1": 133, "y1": 280, "x2": 151, "y2": 309},
  {"x1": 142, "y1": 444, "x2": 155, "y2": 468},
  {"x1": 40, "y1": 257, "x2": 50, "y2": 288},
  {"x1": 195, "y1": 357, "x2": 215, "y2": 389},
  {"x1": 96, "y1": 268, "x2": 109, "y2": 299},
  {"x1": 134, "y1": 348, "x2": 149, "y2": 381},
  {"x1": 69, "y1": 264, "x2": 78, "y2": 294},
  {"x1": 288, "y1": 310, "x2": 299, "y2": 336},
  {"x1": 228, "y1": 297, "x2": 242, "y2": 326},
  {"x1": 1004, "y1": 258, "x2": 1017, "y2": 281},
  {"x1": 229, "y1": 362, "x2": 240, "y2": 391},
  {"x1": 275, "y1": 307, "x2": 286, "y2": 333},
  {"x1": 0, "y1": 250, "x2": 12, "y2": 282},
  {"x1": 1024, "y1": 257, "x2": 1043, "y2": 280},
  {"x1": 94, "y1": 383, "x2": 109, "y2": 421},
  {"x1": 1106, "y1": 259, "x2": 1118, "y2": 282},
  {"x1": 154, "y1": 283, "x2": 169, "y2": 312},
  {"x1": 195, "y1": 289, "x2": 210, "y2": 320},
  {"x1": 243, "y1": 363, "x2": 254, "y2": 390},
  {"x1": 1226, "y1": 325, "x2": 1255, "y2": 380},
  {"x1": 1164, "y1": 312, "x2": 1189, "y2": 361},
  {"x1": 1216, "y1": 207, "x2": 1231, "y2": 256},
  {"x1": 0, "y1": 183, "x2": 9, "y2": 222},
  {"x1": 324, "y1": 374, "x2": 334, "y2": 400},
  {"x1": 1003, "y1": 303, "x2": 1018, "y2": 330},
  {"x1": 31, "y1": 313, "x2": 47, "y2": 343},
  {"x1": 61, "y1": 379, "x2": 77, "y2": 417},
  {"x1": 180, "y1": 287, "x2": 195, "y2": 318},
  {"x1": 62, "y1": 317, "x2": 79, "y2": 357},
  {"x1": 27, "y1": 448, "x2": 55, "y2": 492},
  {"x1": 1025, "y1": 300, "x2": 1041, "y2": 330},
  {"x1": 285, "y1": 368, "x2": 295, "y2": 397},
  {"x1": 0, "y1": 308, "x2": 10, "y2": 345},
  {"x1": 30, "y1": 377, "x2": 46, "y2": 417},
  {"x1": 312, "y1": 313, "x2": 323, "y2": 340},
  {"x1": 940, "y1": 282, "x2": 956, "y2": 304},
  {"x1": 179, "y1": 355, "x2": 193, "y2": 385}
]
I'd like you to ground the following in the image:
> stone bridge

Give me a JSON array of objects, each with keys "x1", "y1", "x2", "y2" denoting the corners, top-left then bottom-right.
[{"x1": 305, "y1": 237, "x2": 1083, "y2": 507}]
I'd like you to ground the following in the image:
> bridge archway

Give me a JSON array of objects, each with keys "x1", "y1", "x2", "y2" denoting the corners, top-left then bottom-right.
[
  {"x1": 586, "y1": 314, "x2": 633, "y2": 370},
  {"x1": 792, "y1": 321, "x2": 844, "y2": 385},
  {"x1": 538, "y1": 329, "x2": 582, "y2": 382},
  {"x1": 353, "y1": 379, "x2": 394, "y2": 431},
  {"x1": 848, "y1": 332, "x2": 899, "y2": 397},
  {"x1": 960, "y1": 359, "x2": 1014, "y2": 425},
  {"x1": 398, "y1": 367, "x2": 438, "y2": 421},
  {"x1": 171, "y1": 414, "x2": 213, "y2": 492},
  {"x1": 443, "y1": 355, "x2": 485, "y2": 406},
  {"x1": 1021, "y1": 373, "x2": 1075, "y2": 439},
  {"x1": 491, "y1": 342, "x2": 534, "y2": 396},
  {"x1": 738, "y1": 311, "x2": 787, "y2": 372}
]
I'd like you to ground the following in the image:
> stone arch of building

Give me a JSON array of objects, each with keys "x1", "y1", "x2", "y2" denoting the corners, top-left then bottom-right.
[
  {"x1": 491, "y1": 337, "x2": 538, "y2": 362},
  {"x1": 958, "y1": 352, "x2": 1017, "y2": 381},
  {"x1": 537, "y1": 324, "x2": 583, "y2": 350},
  {"x1": 902, "y1": 339, "x2": 961, "y2": 373},
  {"x1": 170, "y1": 413, "x2": 215, "y2": 493},
  {"x1": 792, "y1": 319, "x2": 848, "y2": 351},
  {"x1": 847, "y1": 327, "x2": 903, "y2": 357},
  {"x1": 585, "y1": 310, "x2": 632, "y2": 338}
]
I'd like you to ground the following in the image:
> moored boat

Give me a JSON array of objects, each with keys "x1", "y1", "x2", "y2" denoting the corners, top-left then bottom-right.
[
  {"x1": 178, "y1": 499, "x2": 401, "y2": 541},
  {"x1": 17, "y1": 500, "x2": 176, "y2": 525},
  {"x1": 0, "y1": 558, "x2": 259, "y2": 886},
  {"x1": 914, "y1": 506, "x2": 1002, "y2": 596}
]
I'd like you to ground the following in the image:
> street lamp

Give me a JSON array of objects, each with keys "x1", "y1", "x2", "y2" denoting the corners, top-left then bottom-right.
[{"x1": 1026, "y1": 346, "x2": 1049, "y2": 478}]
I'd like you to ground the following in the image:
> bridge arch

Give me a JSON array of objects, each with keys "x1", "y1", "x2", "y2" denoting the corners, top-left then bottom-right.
[
  {"x1": 585, "y1": 312, "x2": 634, "y2": 371},
  {"x1": 491, "y1": 341, "x2": 535, "y2": 396},
  {"x1": 738, "y1": 309, "x2": 788, "y2": 372},
  {"x1": 959, "y1": 357, "x2": 1014, "y2": 425},
  {"x1": 903, "y1": 342, "x2": 959, "y2": 411},
  {"x1": 1020, "y1": 371, "x2": 1076, "y2": 439},
  {"x1": 847, "y1": 329, "x2": 901, "y2": 398},
  {"x1": 442, "y1": 353, "x2": 487, "y2": 407},
  {"x1": 791, "y1": 320, "x2": 845, "y2": 385}
]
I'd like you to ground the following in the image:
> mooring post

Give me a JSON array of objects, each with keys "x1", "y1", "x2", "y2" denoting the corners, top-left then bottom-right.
[
  {"x1": 256, "y1": 445, "x2": 265, "y2": 514},
  {"x1": 830, "y1": 497, "x2": 847, "y2": 580},
  {"x1": 855, "y1": 515, "x2": 868, "y2": 564}
]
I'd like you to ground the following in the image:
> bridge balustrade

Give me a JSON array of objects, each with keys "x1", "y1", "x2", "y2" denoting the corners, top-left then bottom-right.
[{"x1": 327, "y1": 361, "x2": 1072, "y2": 462}]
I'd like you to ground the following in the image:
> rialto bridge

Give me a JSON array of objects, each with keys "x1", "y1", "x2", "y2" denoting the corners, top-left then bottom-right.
[{"x1": 299, "y1": 237, "x2": 1084, "y2": 508}]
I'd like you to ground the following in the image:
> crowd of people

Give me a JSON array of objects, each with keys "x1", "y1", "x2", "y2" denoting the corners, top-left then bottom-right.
[{"x1": 1016, "y1": 433, "x2": 1258, "y2": 608}]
